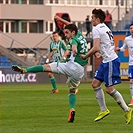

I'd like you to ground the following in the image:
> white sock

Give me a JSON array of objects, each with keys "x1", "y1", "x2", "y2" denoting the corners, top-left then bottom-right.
[
  {"x1": 130, "y1": 83, "x2": 133, "y2": 99},
  {"x1": 94, "y1": 87, "x2": 107, "y2": 111},
  {"x1": 110, "y1": 89, "x2": 129, "y2": 112}
]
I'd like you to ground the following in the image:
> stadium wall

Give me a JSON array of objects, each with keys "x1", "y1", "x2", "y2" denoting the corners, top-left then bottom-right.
[
  {"x1": 0, "y1": 68, "x2": 67, "y2": 84},
  {"x1": 113, "y1": 31, "x2": 130, "y2": 80}
]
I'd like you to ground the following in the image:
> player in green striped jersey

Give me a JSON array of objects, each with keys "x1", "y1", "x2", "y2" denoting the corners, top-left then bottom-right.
[{"x1": 46, "y1": 31, "x2": 69, "y2": 94}]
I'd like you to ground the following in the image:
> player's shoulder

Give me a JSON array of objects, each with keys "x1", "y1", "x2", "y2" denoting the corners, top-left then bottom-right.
[
  {"x1": 124, "y1": 35, "x2": 132, "y2": 42},
  {"x1": 59, "y1": 39, "x2": 67, "y2": 46},
  {"x1": 125, "y1": 35, "x2": 132, "y2": 40}
]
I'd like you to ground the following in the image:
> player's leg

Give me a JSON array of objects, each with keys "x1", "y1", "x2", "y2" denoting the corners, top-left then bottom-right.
[
  {"x1": 12, "y1": 63, "x2": 58, "y2": 74},
  {"x1": 48, "y1": 72, "x2": 58, "y2": 94},
  {"x1": 129, "y1": 79, "x2": 133, "y2": 106},
  {"x1": 105, "y1": 58, "x2": 132, "y2": 124},
  {"x1": 67, "y1": 79, "x2": 80, "y2": 123},
  {"x1": 12, "y1": 65, "x2": 45, "y2": 73},
  {"x1": 128, "y1": 66, "x2": 133, "y2": 106},
  {"x1": 61, "y1": 62, "x2": 84, "y2": 123},
  {"x1": 93, "y1": 63, "x2": 110, "y2": 122}
]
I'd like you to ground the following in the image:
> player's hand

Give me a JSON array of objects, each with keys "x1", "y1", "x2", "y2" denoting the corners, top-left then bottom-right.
[
  {"x1": 54, "y1": 15, "x2": 61, "y2": 21},
  {"x1": 45, "y1": 58, "x2": 49, "y2": 64},
  {"x1": 80, "y1": 54, "x2": 87, "y2": 60},
  {"x1": 60, "y1": 57, "x2": 70, "y2": 63},
  {"x1": 115, "y1": 47, "x2": 120, "y2": 51},
  {"x1": 94, "y1": 52, "x2": 102, "y2": 58},
  {"x1": 60, "y1": 57, "x2": 66, "y2": 63}
]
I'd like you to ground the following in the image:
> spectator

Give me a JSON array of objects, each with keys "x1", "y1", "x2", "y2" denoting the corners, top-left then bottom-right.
[
  {"x1": 85, "y1": 15, "x2": 91, "y2": 37},
  {"x1": 104, "y1": 10, "x2": 112, "y2": 30}
]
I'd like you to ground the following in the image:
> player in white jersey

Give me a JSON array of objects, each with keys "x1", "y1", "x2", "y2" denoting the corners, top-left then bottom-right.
[
  {"x1": 81, "y1": 8, "x2": 132, "y2": 124},
  {"x1": 116, "y1": 23, "x2": 133, "y2": 106}
]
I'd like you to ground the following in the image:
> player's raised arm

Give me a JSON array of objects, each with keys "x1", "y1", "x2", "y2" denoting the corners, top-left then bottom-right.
[
  {"x1": 80, "y1": 38, "x2": 100, "y2": 59},
  {"x1": 54, "y1": 15, "x2": 72, "y2": 26}
]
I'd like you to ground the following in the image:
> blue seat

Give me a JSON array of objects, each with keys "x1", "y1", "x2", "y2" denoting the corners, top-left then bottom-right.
[
  {"x1": 12, "y1": 62, "x2": 18, "y2": 65},
  {"x1": 131, "y1": 17, "x2": 133, "y2": 23},
  {"x1": 6, "y1": 62, "x2": 12, "y2": 66},
  {"x1": 124, "y1": 23, "x2": 130, "y2": 30},
  {"x1": 1, "y1": 56, "x2": 8, "y2": 62}
]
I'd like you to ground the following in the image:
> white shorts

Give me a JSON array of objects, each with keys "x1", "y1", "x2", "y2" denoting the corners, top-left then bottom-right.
[{"x1": 49, "y1": 61, "x2": 84, "y2": 89}]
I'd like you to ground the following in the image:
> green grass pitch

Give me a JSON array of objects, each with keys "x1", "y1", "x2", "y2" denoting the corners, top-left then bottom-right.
[{"x1": 0, "y1": 82, "x2": 133, "y2": 133}]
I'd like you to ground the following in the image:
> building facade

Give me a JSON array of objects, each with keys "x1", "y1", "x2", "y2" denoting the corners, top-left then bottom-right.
[{"x1": 0, "y1": 0, "x2": 132, "y2": 49}]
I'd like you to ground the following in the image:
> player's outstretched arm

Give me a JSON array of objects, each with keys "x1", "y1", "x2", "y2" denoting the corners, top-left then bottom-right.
[
  {"x1": 81, "y1": 38, "x2": 100, "y2": 59},
  {"x1": 54, "y1": 15, "x2": 72, "y2": 26}
]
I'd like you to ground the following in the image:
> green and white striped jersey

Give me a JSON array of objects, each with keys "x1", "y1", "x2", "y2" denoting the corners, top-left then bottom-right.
[{"x1": 50, "y1": 40, "x2": 68, "y2": 62}]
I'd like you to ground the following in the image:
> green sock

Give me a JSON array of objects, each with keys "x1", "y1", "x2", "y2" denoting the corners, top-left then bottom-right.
[
  {"x1": 69, "y1": 93, "x2": 76, "y2": 109},
  {"x1": 50, "y1": 77, "x2": 57, "y2": 90},
  {"x1": 26, "y1": 65, "x2": 44, "y2": 73}
]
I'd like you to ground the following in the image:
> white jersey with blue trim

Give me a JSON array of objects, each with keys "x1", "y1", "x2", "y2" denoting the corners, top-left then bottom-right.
[
  {"x1": 92, "y1": 23, "x2": 118, "y2": 63},
  {"x1": 120, "y1": 35, "x2": 133, "y2": 66}
]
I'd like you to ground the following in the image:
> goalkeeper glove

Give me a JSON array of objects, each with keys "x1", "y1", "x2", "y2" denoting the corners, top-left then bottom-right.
[
  {"x1": 46, "y1": 58, "x2": 49, "y2": 64},
  {"x1": 60, "y1": 57, "x2": 70, "y2": 63}
]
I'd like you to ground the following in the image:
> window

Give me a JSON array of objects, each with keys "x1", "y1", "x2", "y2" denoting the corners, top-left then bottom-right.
[
  {"x1": 60, "y1": 0, "x2": 64, "y2": 4},
  {"x1": 29, "y1": 22, "x2": 37, "y2": 33},
  {"x1": 11, "y1": 0, "x2": 19, "y2": 4},
  {"x1": 38, "y1": 20, "x2": 43, "y2": 33},
  {"x1": 72, "y1": 0, "x2": 76, "y2": 4},
  {"x1": 77, "y1": 0, "x2": 81, "y2": 4},
  {"x1": 55, "y1": 0, "x2": 58, "y2": 4},
  {"x1": 88, "y1": 0, "x2": 93, "y2": 5},
  {"x1": 29, "y1": 21, "x2": 43, "y2": 33},
  {"x1": 46, "y1": 21, "x2": 53, "y2": 32},
  {"x1": 6, "y1": 22, "x2": 9, "y2": 33},
  {"x1": 29, "y1": 0, "x2": 43, "y2": 4},
  {"x1": 0, "y1": 22, "x2": 3, "y2": 31},
  {"x1": 83, "y1": 0, "x2": 87, "y2": 5},
  {"x1": 99, "y1": 0, "x2": 103, "y2": 5},
  {"x1": 0, "y1": 0, "x2": 3, "y2": 3},
  {"x1": 11, "y1": 21, "x2": 18, "y2": 32},
  {"x1": 67, "y1": 0, "x2": 71, "y2": 4},
  {"x1": 121, "y1": 0, "x2": 124, "y2": 6},
  {"x1": 22, "y1": 0, "x2": 27, "y2": 4},
  {"x1": 94, "y1": 0, "x2": 98, "y2": 5},
  {"x1": 116, "y1": 0, "x2": 119, "y2": 6},
  {"x1": 50, "y1": 0, "x2": 53, "y2": 3},
  {"x1": 50, "y1": 22, "x2": 53, "y2": 32},
  {"x1": 103, "y1": 0, "x2": 108, "y2": 5},
  {"x1": 22, "y1": 22, "x2": 27, "y2": 33}
]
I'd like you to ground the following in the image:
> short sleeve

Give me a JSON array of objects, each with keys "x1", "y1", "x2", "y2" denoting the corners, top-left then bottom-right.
[
  {"x1": 92, "y1": 27, "x2": 100, "y2": 39},
  {"x1": 60, "y1": 41, "x2": 68, "y2": 51}
]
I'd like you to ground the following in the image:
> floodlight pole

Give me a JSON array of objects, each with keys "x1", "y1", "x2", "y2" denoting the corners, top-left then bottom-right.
[
  {"x1": 118, "y1": 0, "x2": 120, "y2": 22},
  {"x1": 125, "y1": 0, "x2": 127, "y2": 14}
]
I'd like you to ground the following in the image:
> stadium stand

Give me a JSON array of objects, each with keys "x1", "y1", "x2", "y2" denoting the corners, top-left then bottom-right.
[
  {"x1": 0, "y1": 56, "x2": 18, "y2": 67},
  {"x1": 124, "y1": 23, "x2": 130, "y2": 30}
]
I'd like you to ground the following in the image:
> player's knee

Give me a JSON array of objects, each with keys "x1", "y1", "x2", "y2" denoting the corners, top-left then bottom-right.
[
  {"x1": 92, "y1": 79, "x2": 101, "y2": 88},
  {"x1": 48, "y1": 72, "x2": 54, "y2": 78},
  {"x1": 105, "y1": 86, "x2": 114, "y2": 94},
  {"x1": 68, "y1": 88, "x2": 76, "y2": 94},
  {"x1": 92, "y1": 82, "x2": 98, "y2": 88}
]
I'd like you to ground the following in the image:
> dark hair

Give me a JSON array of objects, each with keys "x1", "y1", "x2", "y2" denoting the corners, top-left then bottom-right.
[
  {"x1": 52, "y1": 31, "x2": 59, "y2": 35},
  {"x1": 129, "y1": 23, "x2": 133, "y2": 28},
  {"x1": 64, "y1": 24, "x2": 78, "y2": 35},
  {"x1": 92, "y1": 8, "x2": 106, "y2": 23}
]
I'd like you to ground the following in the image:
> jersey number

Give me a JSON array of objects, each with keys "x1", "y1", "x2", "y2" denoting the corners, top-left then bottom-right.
[{"x1": 106, "y1": 31, "x2": 114, "y2": 46}]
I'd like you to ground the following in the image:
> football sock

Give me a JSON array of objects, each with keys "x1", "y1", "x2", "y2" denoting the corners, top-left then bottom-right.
[
  {"x1": 110, "y1": 89, "x2": 129, "y2": 112},
  {"x1": 26, "y1": 65, "x2": 44, "y2": 73},
  {"x1": 50, "y1": 77, "x2": 57, "y2": 90},
  {"x1": 69, "y1": 93, "x2": 76, "y2": 109},
  {"x1": 130, "y1": 83, "x2": 133, "y2": 99},
  {"x1": 94, "y1": 87, "x2": 107, "y2": 111}
]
